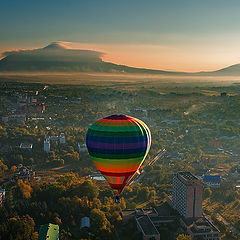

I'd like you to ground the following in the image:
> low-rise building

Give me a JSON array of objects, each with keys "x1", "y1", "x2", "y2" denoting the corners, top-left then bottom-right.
[
  {"x1": 15, "y1": 165, "x2": 35, "y2": 180},
  {"x1": 121, "y1": 207, "x2": 176, "y2": 240},
  {"x1": 121, "y1": 208, "x2": 158, "y2": 222},
  {"x1": 20, "y1": 143, "x2": 33, "y2": 150},
  {"x1": 203, "y1": 175, "x2": 221, "y2": 187},
  {"x1": 136, "y1": 215, "x2": 160, "y2": 240},
  {"x1": 78, "y1": 143, "x2": 87, "y2": 152},
  {"x1": 2, "y1": 113, "x2": 26, "y2": 122},
  {"x1": 180, "y1": 217, "x2": 221, "y2": 240},
  {"x1": 80, "y1": 217, "x2": 90, "y2": 229}
]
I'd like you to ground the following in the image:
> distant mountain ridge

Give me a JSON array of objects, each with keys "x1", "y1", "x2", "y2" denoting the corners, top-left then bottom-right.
[
  {"x1": 0, "y1": 42, "x2": 240, "y2": 75},
  {"x1": 197, "y1": 64, "x2": 240, "y2": 76}
]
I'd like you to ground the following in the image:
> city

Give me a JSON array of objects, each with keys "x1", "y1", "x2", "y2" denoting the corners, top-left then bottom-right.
[{"x1": 1, "y1": 80, "x2": 240, "y2": 239}]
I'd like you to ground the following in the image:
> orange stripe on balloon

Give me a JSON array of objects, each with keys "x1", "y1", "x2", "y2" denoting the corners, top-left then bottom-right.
[
  {"x1": 96, "y1": 166, "x2": 139, "y2": 173},
  {"x1": 94, "y1": 162, "x2": 140, "y2": 169}
]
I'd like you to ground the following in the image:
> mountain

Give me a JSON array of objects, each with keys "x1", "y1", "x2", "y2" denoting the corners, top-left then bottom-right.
[
  {"x1": 197, "y1": 64, "x2": 240, "y2": 76},
  {"x1": 0, "y1": 42, "x2": 186, "y2": 74},
  {"x1": 1, "y1": 42, "x2": 240, "y2": 75}
]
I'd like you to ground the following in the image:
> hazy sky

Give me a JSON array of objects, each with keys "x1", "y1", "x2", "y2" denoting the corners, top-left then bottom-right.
[{"x1": 1, "y1": 0, "x2": 240, "y2": 71}]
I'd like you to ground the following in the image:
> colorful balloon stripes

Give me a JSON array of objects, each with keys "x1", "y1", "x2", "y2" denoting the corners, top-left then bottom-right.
[{"x1": 86, "y1": 114, "x2": 151, "y2": 194}]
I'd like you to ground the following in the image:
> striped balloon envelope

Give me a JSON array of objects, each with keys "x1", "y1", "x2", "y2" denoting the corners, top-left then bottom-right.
[{"x1": 86, "y1": 114, "x2": 151, "y2": 194}]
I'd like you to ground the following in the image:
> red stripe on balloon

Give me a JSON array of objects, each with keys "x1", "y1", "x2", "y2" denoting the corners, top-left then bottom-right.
[{"x1": 100, "y1": 170, "x2": 136, "y2": 177}]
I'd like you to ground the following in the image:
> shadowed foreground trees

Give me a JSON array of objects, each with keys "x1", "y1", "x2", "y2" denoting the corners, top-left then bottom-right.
[
  {"x1": 0, "y1": 215, "x2": 37, "y2": 240},
  {"x1": 90, "y1": 208, "x2": 113, "y2": 240}
]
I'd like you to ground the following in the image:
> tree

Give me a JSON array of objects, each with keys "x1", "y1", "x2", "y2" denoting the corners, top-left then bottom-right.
[
  {"x1": 90, "y1": 208, "x2": 111, "y2": 232},
  {"x1": 137, "y1": 186, "x2": 150, "y2": 201},
  {"x1": 60, "y1": 229, "x2": 72, "y2": 240},
  {"x1": 0, "y1": 159, "x2": 8, "y2": 174},
  {"x1": 32, "y1": 232, "x2": 38, "y2": 240},
  {"x1": 0, "y1": 215, "x2": 35, "y2": 240},
  {"x1": 54, "y1": 216, "x2": 62, "y2": 225},
  {"x1": 11, "y1": 165, "x2": 17, "y2": 173},
  {"x1": 203, "y1": 187, "x2": 212, "y2": 199},
  {"x1": 71, "y1": 179, "x2": 99, "y2": 200},
  {"x1": 56, "y1": 173, "x2": 77, "y2": 187},
  {"x1": 177, "y1": 234, "x2": 191, "y2": 240},
  {"x1": 16, "y1": 179, "x2": 32, "y2": 199}
]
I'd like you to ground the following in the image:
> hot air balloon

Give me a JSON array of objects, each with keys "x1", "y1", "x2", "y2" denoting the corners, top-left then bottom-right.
[{"x1": 86, "y1": 114, "x2": 151, "y2": 202}]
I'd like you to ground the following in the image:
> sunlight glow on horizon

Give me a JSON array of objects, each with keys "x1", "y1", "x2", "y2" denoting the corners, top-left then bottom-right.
[
  {"x1": 50, "y1": 41, "x2": 240, "y2": 72},
  {"x1": 1, "y1": 39, "x2": 240, "y2": 72}
]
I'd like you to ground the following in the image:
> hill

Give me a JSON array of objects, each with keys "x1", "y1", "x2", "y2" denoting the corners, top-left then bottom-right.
[
  {"x1": 198, "y1": 64, "x2": 240, "y2": 76},
  {"x1": 0, "y1": 42, "x2": 186, "y2": 75},
  {"x1": 1, "y1": 42, "x2": 240, "y2": 76}
]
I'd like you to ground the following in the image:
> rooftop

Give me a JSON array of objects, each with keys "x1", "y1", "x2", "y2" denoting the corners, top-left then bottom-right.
[
  {"x1": 182, "y1": 217, "x2": 220, "y2": 234},
  {"x1": 178, "y1": 171, "x2": 198, "y2": 181},
  {"x1": 121, "y1": 208, "x2": 158, "y2": 218},
  {"x1": 81, "y1": 217, "x2": 90, "y2": 228},
  {"x1": 203, "y1": 175, "x2": 221, "y2": 184},
  {"x1": 20, "y1": 143, "x2": 33, "y2": 149},
  {"x1": 121, "y1": 209, "x2": 136, "y2": 217},
  {"x1": 136, "y1": 215, "x2": 159, "y2": 236}
]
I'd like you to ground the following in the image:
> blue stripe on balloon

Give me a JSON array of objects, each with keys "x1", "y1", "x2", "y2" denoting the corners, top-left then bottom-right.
[{"x1": 86, "y1": 146, "x2": 147, "y2": 155}]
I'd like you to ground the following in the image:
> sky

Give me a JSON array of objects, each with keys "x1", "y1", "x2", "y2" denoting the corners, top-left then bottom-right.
[{"x1": 1, "y1": 0, "x2": 240, "y2": 72}]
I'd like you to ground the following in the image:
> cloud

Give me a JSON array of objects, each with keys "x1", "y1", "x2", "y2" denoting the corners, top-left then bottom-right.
[{"x1": 1, "y1": 41, "x2": 104, "y2": 60}]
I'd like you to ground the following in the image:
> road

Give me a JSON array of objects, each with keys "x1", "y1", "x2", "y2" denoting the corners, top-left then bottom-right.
[
  {"x1": 129, "y1": 149, "x2": 167, "y2": 187},
  {"x1": 144, "y1": 149, "x2": 166, "y2": 167}
]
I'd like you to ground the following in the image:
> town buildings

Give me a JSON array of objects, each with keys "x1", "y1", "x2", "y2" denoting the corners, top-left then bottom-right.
[
  {"x1": 2, "y1": 113, "x2": 26, "y2": 122},
  {"x1": 169, "y1": 171, "x2": 221, "y2": 240},
  {"x1": 121, "y1": 171, "x2": 220, "y2": 240},
  {"x1": 15, "y1": 165, "x2": 35, "y2": 180},
  {"x1": 44, "y1": 133, "x2": 65, "y2": 152}
]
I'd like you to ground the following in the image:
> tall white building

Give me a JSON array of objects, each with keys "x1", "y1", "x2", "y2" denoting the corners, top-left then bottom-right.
[
  {"x1": 44, "y1": 139, "x2": 50, "y2": 153},
  {"x1": 59, "y1": 133, "x2": 65, "y2": 144},
  {"x1": 78, "y1": 143, "x2": 87, "y2": 152},
  {"x1": 172, "y1": 172, "x2": 203, "y2": 218},
  {"x1": 78, "y1": 143, "x2": 87, "y2": 157}
]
